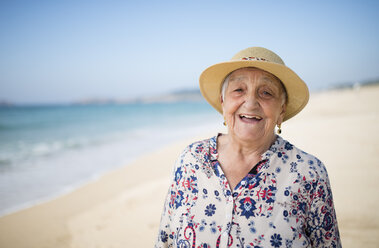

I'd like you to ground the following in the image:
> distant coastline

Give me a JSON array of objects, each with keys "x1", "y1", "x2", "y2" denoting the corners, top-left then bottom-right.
[
  {"x1": 327, "y1": 78, "x2": 379, "y2": 91},
  {"x1": 72, "y1": 89, "x2": 205, "y2": 106},
  {"x1": 1, "y1": 78, "x2": 378, "y2": 107},
  {"x1": 0, "y1": 101, "x2": 13, "y2": 107},
  {"x1": 68, "y1": 78, "x2": 379, "y2": 106}
]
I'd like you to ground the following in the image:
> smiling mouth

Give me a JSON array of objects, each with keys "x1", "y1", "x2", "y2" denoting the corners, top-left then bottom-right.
[{"x1": 239, "y1": 114, "x2": 263, "y2": 123}]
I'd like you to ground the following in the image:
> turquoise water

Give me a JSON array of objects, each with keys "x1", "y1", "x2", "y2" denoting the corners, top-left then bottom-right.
[{"x1": 0, "y1": 102, "x2": 222, "y2": 216}]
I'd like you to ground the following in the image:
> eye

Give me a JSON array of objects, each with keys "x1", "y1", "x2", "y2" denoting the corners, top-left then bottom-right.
[
  {"x1": 263, "y1": 91, "x2": 272, "y2": 96},
  {"x1": 259, "y1": 88, "x2": 274, "y2": 98},
  {"x1": 234, "y1": 88, "x2": 243, "y2": 92}
]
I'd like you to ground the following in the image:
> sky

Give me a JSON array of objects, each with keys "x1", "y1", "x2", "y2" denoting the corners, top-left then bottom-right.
[{"x1": 0, "y1": 0, "x2": 378, "y2": 104}]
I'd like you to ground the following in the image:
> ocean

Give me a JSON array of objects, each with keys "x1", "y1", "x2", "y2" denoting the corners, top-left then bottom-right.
[{"x1": 0, "y1": 102, "x2": 222, "y2": 216}]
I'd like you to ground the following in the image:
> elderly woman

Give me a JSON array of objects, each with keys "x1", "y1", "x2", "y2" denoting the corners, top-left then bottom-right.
[{"x1": 155, "y1": 47, "x2": 341, "y2": 248}]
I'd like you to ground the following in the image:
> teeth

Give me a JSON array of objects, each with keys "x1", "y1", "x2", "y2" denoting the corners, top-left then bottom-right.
[{"x1": 240, "y1": 114, "x2": 262, "y2": 120}]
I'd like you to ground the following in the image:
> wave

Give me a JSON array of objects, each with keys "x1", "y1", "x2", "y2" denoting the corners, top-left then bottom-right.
[
  {"x1": 0, "y1": 121, "x2": 214, "y2": 168},
  {"x1": 0, "y1": 102, "x2": 223, "y2": 216},
  {"x1": 0, "y1": 136, "x2": 106, "y2": 168}
]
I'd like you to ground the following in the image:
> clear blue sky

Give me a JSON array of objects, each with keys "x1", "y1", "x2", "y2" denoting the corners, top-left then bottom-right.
[{"x1": 0, "y1": 0, "x2": 378, "y2": 104}]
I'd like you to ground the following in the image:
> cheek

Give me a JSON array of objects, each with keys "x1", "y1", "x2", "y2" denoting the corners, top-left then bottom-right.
[
  {"x1": 262, "y1": 101, "x2": 283, "y2": 119},
  {"x1": 222, "y1": 99, "x2": 241, "y2": 118}
]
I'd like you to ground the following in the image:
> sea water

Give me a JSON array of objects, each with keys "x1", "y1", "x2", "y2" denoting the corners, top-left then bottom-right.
[{"x1": 0, "y1": 102, "x2": 222, "y2": 216}]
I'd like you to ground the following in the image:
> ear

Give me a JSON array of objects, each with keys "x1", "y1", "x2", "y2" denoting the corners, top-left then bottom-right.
[
  {"x1": 277, "y1": 102, "x2": 286, "y2": 125},
  {"x1": 220, "y1": 94, "x2": 226, "y2": 119}
]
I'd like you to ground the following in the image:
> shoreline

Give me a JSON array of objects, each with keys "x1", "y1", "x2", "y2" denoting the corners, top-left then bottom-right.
[
  {"x1": 0, "y1": 136, "x2": 207, "y2": 248},
  {"x1": 0, "y1": 171, "x2": 112, "y2": 218},
  {"x1": 0, "y1": 110, "x2": 222, "y2": 218},
  {"x1": 1, "y1": 85, "x2": 379, "y2": 247}
]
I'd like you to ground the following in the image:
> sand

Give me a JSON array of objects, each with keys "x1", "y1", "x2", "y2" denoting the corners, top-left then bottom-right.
[{"x1": 0, "y1": 84, "x2": 378, "y2": 248}]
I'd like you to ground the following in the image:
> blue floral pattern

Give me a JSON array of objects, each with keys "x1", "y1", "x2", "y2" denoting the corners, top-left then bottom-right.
[
  {"x1": 239, "y1": 197, "x2": 257, "y2": 219},
  {"x1": 155, "y1": 134, "x2": 341, "y2": 247},
  {"x1": 270, "y1": 233, "x2": 282, "y2": 247},
  {"x1": 204, "y1": 204, "x2": 217, "y2": 217}
]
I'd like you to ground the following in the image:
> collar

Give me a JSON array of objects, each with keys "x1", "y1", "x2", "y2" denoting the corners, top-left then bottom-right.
[{"x1": 208, "y1": 133, "x2": 285, "y2": 163}]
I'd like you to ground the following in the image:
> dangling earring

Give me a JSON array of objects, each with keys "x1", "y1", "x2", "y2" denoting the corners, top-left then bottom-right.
[
  {"x1": 277, "y1": 123, "x2": 282, "y2": 134},
  {"x1": 223, "y1": 117, "x2": 227, "y2": 126}
]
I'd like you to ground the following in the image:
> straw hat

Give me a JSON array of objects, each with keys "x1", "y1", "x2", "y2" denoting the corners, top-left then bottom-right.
[{"x1": 199, "y1": 47, "x2": 309, "y2": 121}]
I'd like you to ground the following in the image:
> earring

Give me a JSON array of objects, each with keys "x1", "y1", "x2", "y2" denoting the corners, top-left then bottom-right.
[
  {"x1": 223, "y1": 117, "x2": 227, "y2": 126},
  {"x1": 277, "y1": 123, "x2": 282, "y2": 134}
]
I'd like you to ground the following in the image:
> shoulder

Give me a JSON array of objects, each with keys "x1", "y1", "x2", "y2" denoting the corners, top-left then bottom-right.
[
  {"x1": 174, "y1": 135, "x2": 216, "y2": 167},
  {"x1": 275, "y1": 136, "x2": 329, "y2": 181},
  {"x1": 181, "y1": 135, "x2": 216, "y2": 157}
]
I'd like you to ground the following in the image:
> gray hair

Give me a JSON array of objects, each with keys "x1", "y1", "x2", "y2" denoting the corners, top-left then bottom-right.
[
  {"x1": 220, "y1": 73, "x2": 288, "y2": 105},
  {"x1": 221, "y1": 73, "x2": 232, "y2": 102}
]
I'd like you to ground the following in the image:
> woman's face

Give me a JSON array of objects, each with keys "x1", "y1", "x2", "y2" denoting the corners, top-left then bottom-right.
[{"x1": 221, "y1": 68, "x2": 286, "y2": 144}]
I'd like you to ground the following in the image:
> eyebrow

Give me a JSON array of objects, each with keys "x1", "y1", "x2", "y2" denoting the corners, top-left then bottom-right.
[
  {"x1": 262, "y1": 76, "x2": 277, "y2": 83},
  {"x1": 229, "y1": 75, "x2": 247, "y2": 82},
  {"x1": 261, "y1": 77, "x2": 281, "y2": 89}
]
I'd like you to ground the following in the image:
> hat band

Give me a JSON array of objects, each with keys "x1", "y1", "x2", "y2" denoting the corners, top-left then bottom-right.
[{"x1": 241, "y1": 56, "x2": 268, "y2": 62}]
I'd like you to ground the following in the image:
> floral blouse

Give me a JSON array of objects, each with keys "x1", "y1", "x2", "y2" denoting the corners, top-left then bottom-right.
[{"x1": 155, "y1": 134, "x2": 341, "y2": 248}]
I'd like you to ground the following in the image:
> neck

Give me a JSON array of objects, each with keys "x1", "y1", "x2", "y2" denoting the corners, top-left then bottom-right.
[{"x1": 222, "y1": 132, "x2": 276, "y2": 160}]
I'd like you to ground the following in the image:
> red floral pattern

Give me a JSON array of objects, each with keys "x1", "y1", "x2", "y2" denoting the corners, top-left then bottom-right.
[{"x1": 155, "y1": 134, "x2": 341, "y2": 248}]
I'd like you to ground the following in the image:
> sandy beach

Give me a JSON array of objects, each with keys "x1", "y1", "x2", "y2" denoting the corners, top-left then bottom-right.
[{"x1": 0, "y1": 84, "x2": 378, "y2": 248}]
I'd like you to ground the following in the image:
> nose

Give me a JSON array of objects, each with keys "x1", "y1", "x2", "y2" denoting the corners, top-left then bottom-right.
[{"x1": 244, "y1": 90, "x2": 259, "y2": 108}]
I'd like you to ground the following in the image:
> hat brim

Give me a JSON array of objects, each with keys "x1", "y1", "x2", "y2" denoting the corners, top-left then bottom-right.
[{"x1": 199, "y1": 60, "x2": 309, "y2": 121}]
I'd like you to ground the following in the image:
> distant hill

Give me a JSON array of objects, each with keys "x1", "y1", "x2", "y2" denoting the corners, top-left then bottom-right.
[
  {"x1": 3, "y1": 78, "x2": 378, "y2": 107},
  {"x1": 0, "y1": 101, "x2": 13, "y2": 107},
  {"x1": 73, "y1": 88, "x2": 204, "y2": 105},
  {"x1": 328, "y1": 78, "x2": 379, "y2": 90},
  {"x1": 74, "y1": 78, "x2": 379, "y2": 106},
  {"x1": 134, "y1": 89, "x2": 204, "y2": 103}
]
